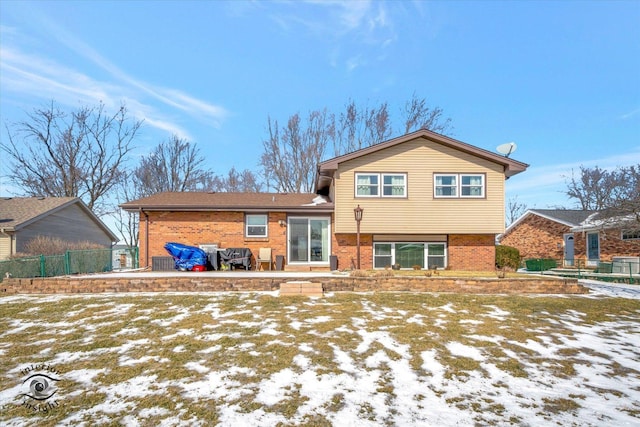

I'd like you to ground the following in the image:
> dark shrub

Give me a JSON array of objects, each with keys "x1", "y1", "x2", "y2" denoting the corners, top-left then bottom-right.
[
  {"x1": 496, "y1": 245, "x2": 520, "y2": 270},
  {"x1": 23, "y1": 236, "x2": 103, "y2": 256}
]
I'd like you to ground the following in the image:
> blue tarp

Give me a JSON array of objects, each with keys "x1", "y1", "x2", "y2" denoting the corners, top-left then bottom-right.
[{"x1": 164, "y1": 242, "x2": 208, "y2": 271}]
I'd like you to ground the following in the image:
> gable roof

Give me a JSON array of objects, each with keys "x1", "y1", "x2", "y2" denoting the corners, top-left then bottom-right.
[
  {"x1": 571, "y1": 212, "x2": 640, "y2": 232},
  {"x1": 0, "y1": 196, "x2": 118, "y2": 240},
  {"x1": 316, "y1": 129, "x2": 529, "y2": 192},
  {"x1": 501, "y1": 209, "x2": 595, "y2": 238},
  {"x1": 119, "y1": 192, "x2": 334, "y2": 212},
  {"x1": 527, "y1": 209, "x2": 596, "y2": 227}
]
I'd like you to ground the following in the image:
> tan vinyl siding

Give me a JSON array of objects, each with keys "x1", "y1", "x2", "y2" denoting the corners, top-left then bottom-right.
[
  {"x1": 334, "y1": 138, "x2": 506, "y2": 234},
  {"x1": 0, "y1": 234, "x2": 12, "y2": 260}
]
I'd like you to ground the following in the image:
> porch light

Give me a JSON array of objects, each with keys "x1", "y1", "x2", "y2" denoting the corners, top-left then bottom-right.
[{"x1": 354, "y1": 205, "x2": 364, "y2": 270}]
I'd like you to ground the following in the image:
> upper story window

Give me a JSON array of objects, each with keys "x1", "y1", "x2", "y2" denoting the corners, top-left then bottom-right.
[
  {"x1": 434, "y1": 173, "x2": 485, "y2": 198},
  {"x1": 356, "y1": 174, "x2": 379, "y2": 197},
  {"x1": 246, "y1": 214, "x2": 267, "y2": 237},
  {"x1": 356, "y1": 173, "x2": 406, "y2": 198},
  {"x1": 460, "y1": 174, "x2": 484, "y2": 197},
  {"x1": 622, "y1": 230, "x2": 640, "y2": 240},
  {"x1": 434, "y1": 174, "x2": 457, "y2": 197}
]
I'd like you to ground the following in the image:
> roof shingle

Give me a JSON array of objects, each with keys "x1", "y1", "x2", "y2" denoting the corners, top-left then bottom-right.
[
  {"x1": 119, "y1": 192, "x2": 333, "y2": 211},
  {"x1": 0, "y1": 197, "x2": 79, "y2": 229}
]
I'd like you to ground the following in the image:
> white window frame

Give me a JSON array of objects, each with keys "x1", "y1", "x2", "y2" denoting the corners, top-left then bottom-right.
[
  {"x1": 382, "y1": 173, "x2": 407, "y2": 197},
  {"x1": 373, "y1": 242, "x2": 447, "y2": 269},
  {"x1": 460, "y1": 174, "x2": 485, "y2": 198},
  {"x1": 621, "y1": 230, "x2": 640, "y2": 240},
  {"x1": 245, "y1": 214, "x2": 268, "y2": 238},
  {"x1": 355, "y1": 173, "x2": 379, "y2": 197},
  {"x1": 434, "y1": 173, "x2": 485, "y2": 198},
  {"x1": 287, "y1": 216, "x2": 331, "y2": 265},
  {"x1": 356, "y1": 173, "x2": 407, "y2": 198},
  {"x1": 434, "y1": 174, "x2": 457, "y2": 198}
]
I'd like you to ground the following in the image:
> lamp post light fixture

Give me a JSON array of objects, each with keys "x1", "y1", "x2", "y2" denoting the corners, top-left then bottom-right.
[{"x1": 354, "y1": 204, "x2": 364, "y2": 270}]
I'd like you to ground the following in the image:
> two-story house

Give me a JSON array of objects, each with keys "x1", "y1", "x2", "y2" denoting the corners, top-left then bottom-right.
[{"x1": 120, "y1": 130, "x2": 528, "y2": 271}]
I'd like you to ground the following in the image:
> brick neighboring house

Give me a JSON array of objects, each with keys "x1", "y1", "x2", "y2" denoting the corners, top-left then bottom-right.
[
  {"x1": 499, "y1": 209, "x2": 640, "y2": 267},
  {"x1": 121, "y1": 130, "x2": 528, "y2": 271},
  {"x1": 499, "y1": 209, "x2": 594, "y2": 266}
]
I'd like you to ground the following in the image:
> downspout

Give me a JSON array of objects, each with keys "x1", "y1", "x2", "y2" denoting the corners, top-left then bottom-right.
[{"x1": 141, "y1": 208, "x2": 149, "y2": 268}]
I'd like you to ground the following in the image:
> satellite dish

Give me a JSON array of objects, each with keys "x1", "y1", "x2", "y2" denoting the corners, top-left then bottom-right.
[{"x1": 496, "y1": 142, "x2": 517, "y2": 158}]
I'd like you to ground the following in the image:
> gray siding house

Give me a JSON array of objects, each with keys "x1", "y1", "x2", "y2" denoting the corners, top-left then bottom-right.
[{"x1": 0, "y1": 197, "x2": 117, "y2": 259}]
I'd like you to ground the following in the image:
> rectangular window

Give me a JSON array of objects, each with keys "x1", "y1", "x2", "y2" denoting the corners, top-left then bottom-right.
[
  {"x1": 356, "y1": 173, "x2": 406, "y2": 198},
  {"x1": 427, "y1": 244, "x2": 446, "y2": 269},
  {"x1": 434, "y1": 173, "x2": 485, "y2": 198},
  {"x1": 382, "y1": 174, "x2": 407, "y2": 197},
  {"x1": 374, "y1": 243, "x2": 393, "y2": 269},
  {"x1": 396, "y1": 243, "x2": 425, "y2": 269},
  {"x1": 460, "y1": 175, "x2": 484, "y2": 197},
  {"x1": 434, "y1": 174, "x2": 457, "y2": 197},
  {"x1": 245, "y1": 214, "x2": 267, "y2": 237},
  {"x1": 622, "y1": 230, "x2": 640, "y2": 240},
  {"x1": 373, "y1": 242, "x2": 447, "y2": 269},
  {"x1": 356, "y1": 174, "x2": 379, "y2": 197}
]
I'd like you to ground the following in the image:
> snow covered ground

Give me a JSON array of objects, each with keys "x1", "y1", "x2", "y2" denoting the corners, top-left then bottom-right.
[
  {"x1": 579, "y1": 279, "x2": 640, "y2": 299},
  {"x1": 0, "y1": 283, "x2": 638, "y2": 426}
]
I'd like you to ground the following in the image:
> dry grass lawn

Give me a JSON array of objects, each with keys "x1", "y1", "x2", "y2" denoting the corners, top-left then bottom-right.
[{"x1": 0, "y1": 291, "x2": 638, "y2": 426}]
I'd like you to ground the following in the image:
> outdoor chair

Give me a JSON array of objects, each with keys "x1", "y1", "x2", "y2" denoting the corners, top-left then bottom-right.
[{"x1": 256, "y1": 248, "x2": 272, "y2": 271}]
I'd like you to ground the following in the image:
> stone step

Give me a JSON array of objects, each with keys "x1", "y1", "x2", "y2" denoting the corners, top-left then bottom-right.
[
  {"x1": 284, "y1": 265, "x2": 312, "y2": 272},
  {"x1": 279, "y1": 281, "x2": 323, "y2": 297}
]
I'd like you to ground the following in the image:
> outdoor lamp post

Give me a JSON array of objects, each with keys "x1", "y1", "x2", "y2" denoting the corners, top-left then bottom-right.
[{"x1": 354, "y1": 205, "x2": 363, "y2": 270}]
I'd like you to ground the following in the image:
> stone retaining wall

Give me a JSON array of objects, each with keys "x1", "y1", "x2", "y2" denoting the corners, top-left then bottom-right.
[{"x1": 1, "y1": 275, "x2": 588, "y2": 295}]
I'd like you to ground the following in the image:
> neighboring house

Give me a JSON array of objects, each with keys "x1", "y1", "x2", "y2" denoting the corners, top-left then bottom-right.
[
  {"x1": 0, "y1": 197, "x2": 118, "y2": 260},
  {"x1": 120, "y1": 130, "x2": 528, "y2": 271},
  {"x1": 499, "y1": 209, "x2": 595, "y2": 266},
  {"x1": 570, "y1": 213, "x2": 640, "y2": 267},
  {"x1": 499, "y1": 209, "x2": 640, "y2": 267}
]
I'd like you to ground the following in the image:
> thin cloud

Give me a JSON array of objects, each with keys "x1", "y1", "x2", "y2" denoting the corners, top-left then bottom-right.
[
  {"x1": 267, "y1": 1, "x2": 397, "y2": 72},
  {"x1": 620, "y1": 108, "x2": 640, "y2": 120},
  {"x1": 0, "y1": 17, "x2": 228, "y2": 135},
  {"x1": 507, "y1": 149, "x2": 640, "y2": 198}
]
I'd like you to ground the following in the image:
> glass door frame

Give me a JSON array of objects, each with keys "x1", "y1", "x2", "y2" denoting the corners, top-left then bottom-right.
[
  {"x1": 287, "y1": 216, "x2": 331, "y2": 265},
  {"x1": 586, "y1": 232, "x2": 600, "y2": 267}
]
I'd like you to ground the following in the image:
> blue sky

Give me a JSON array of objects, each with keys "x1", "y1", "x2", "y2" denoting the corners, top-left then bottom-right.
[{"x1": 1, "y1": 0, "x2": 639, "y2": 211}]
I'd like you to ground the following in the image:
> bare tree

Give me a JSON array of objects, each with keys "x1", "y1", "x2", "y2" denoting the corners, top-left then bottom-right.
[
  {"x1": 112, "y1": 136, "x2": 217, "y2": 246},
  {"x1": 334, "y1": 99, "x2": 391, "y2": 155},
  {"x1": 263, "y1": 95, "x2": 453, "y2": 191},
  {"x1": 565, "y1": 165, "x2": 618, "y2": 210},
  {"x1": 112, "y1": 170, "x2": 140, "y2": 248},
  {"x1": 1, "y1": 101, "x2": 141, "y2": 216},
  {"x1": 132, "y1": 135, "x2": 216, "y2": 195},
  {"x1": 600, "y1": 165, "x2": 640, "y2": 227},
  {"x1": 506, "y1": 196, "x2": 528, "y2": 226},
  {"x1": 565, "y1": 164, "x2": 640, "y2": 228},
  {"x1": 261, "y1": 109, "x2": 334, "y2": 193},
  {"x1": 213, "y1": 167, "x2": 262, "y2": 192},
  {"x1": 403, "y1": 92, "x2": 452, "y2": 135}
]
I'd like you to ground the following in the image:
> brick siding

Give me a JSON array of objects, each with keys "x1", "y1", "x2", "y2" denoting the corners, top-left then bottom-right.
[
  {"x1": 139, "y1": 212, "x2": 501, "y2": 272},
  {"x1": 500, "y1": 214, "x2": 640, "y2": 264},
  {"x1": 500, "y1": 215, "x2": 570, "y2": 260},
  {"x1": 448, "y1": 234, "x2": 496, "y2": 270},
  {"x1": 141, "y1": 211, "x2": 288, "y2": 270}
]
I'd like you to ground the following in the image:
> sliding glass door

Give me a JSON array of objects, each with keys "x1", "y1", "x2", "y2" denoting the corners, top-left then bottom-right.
[{"x1": 288, "y1": 217, "x2": 330, "y2": 264}]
